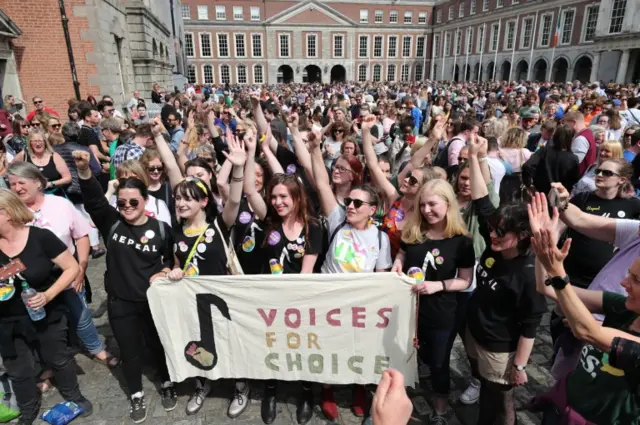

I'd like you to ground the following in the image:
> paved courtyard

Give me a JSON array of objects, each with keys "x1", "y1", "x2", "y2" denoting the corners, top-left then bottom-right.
[{"x1": 26, "y1": 258, "x2": 555, "y2": 425}]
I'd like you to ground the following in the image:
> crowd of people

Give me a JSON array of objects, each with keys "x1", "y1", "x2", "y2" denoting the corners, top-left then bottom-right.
[{"x1": 1, "y1": 77, "x2": 640, "y2": 425}]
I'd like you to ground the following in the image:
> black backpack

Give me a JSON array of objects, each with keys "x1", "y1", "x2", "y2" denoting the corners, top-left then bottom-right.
[{"x1": 433, "y1": 137, "x2": 462, "y2": 169}]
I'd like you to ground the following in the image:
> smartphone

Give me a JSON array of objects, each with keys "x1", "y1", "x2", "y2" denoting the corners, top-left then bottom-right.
[{"x1": 548, "y1": 187, "x2": 560, "y2": 209}]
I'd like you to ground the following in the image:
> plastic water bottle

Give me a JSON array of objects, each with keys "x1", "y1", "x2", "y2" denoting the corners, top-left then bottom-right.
[{"x1": 21, "y1": 282, "x2": 46, "y2": 321}]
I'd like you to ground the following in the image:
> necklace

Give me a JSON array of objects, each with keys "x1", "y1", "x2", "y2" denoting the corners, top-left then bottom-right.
[{"x1": 184, "y1": 225, "x2": 208, "y2": 237}]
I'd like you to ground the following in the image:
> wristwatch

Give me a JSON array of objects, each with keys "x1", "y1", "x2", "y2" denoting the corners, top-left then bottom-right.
[
  {"x1": 545, "y1": 275, "x2": 570, "y2": 290},
  {"x1": 513, "y1": 364, "x2": 526, "y2": 371}
]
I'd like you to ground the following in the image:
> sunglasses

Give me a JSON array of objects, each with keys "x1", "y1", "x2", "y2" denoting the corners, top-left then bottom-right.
[
  {"x1": 31, "y1": 122, "x2": 41, "y2": 127},
  {"x1": 458, "y1": 156, "x2": 467, "y2": 163},
  {"x1": 487, "y1": 220, "x2": 507, "y2": 238},
  {"x1": 344, "y1": 197, "x2": 371, "y2": 208},
  {"x1": 116, "y1": 199, "x2": 141, "y2": 208},
  {"x1": 334, "y1": 129, "x2": 345, "y2": 134},
  {"x1": 51, "y1": 124, "x2": 61, "y2": 129},
  {"x1": 625, "y1": 133, "x2": 634, "y2": 137},
  {"x1": 595, "y1": 168, "x2": 619, "y2": 177},
  {"x1": 33, "y1": 100, "x2": 43, "y2": 105},
  {"x1": 21, "y1": 124, "x2": 31, "y2": 129},
  {"x1": 406, "y1": 173, "x2": 420, "y2": 186},
  {"x1": 147, "y1": 166, "x2": 164, "y2": 173}
]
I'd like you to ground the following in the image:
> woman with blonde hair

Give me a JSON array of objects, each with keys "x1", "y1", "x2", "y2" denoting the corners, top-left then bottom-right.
[
  {"x1": 498, "y1": 127, "x2": 531, "y2": 203},
  {"x1": 572, "y1": 140, "x2": 624, "y2": 196},
  {"x1": 392, "y1": 178, "x2": 475, "y2": 425}
]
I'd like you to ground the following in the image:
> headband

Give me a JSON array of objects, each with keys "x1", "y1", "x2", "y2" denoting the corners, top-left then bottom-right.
[{"x1": 182, "y1": 177, "x2": 209, "y2": 195}]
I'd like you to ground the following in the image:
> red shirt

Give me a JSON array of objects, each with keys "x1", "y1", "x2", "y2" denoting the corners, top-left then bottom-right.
[{"x1": 26, "y1": 107, "x2": 60, "y2": 121}]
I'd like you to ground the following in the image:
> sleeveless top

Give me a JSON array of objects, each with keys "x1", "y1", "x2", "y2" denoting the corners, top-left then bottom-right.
[{"x1": 25, "y1": 151, "x2": 62, "y2": 183}]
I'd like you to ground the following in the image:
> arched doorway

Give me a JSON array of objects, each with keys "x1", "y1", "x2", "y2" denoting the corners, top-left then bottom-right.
[
  {"x1": 501, "y1": 60, "x2": 511, "y2": 81},
  {"x1": 473, "y1": 63, "x2": 481, "y2": 82},
  {"x1": 277, "y1": 65, "x2": 294, "y2": 83},
  {"x1": 486, "y1": 61, "x2": 495, "y2": 81},
  {"x1": 303, "y1": 65, "x2": 322, "y2": 83},
  {"x1": 515, "y1": 60, "x2": 528, "y2": 81},
  {"x1": 533, "y1": 59, "x2": 547, "y2": 81},
  {"x1": 453, "y1": 64, "x2": 460, "y2": 81},
  {"x1": 464, "y1": 64, "x2": 471, "y2": 81},
  {"x1": 331, "y1": 65, "x2": 346, "y2": 83},
  {"x1": 552, "y1": 57, "x2": 569, "y2": 82},
  {"x1": 573, "y1": 56, "x2": 592, "y2": 83}
]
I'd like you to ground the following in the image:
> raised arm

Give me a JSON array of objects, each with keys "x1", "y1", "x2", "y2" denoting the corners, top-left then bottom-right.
[
  {"x1": 398, "y1": 119, "x2": 445, "y2": 182},
  {"x1": 250, "y1": 94, "x2": 275, "y2": 152},
  {"x1": 244, "y1": 130, "x2": 268, "y2": 221},
  {"x1": 220, "y1": 133, "x2": 247, "y2": 228},
  {"x1": 469, "y1": 136, "x2": 490, "y2": 200},
  {"x1": 288, "y1": 113, "x2": 315, "y2": 185},
  {"x1": 308, "y1": 129, "x2": 337, "y2": 216},
  {"x1": 361, "y1": 115, "x2": 399, "y2": 206},
  {"x1": 151, "y1": 117, "x2": 183, "y2": 189},
  {"x1": 260, "y1": 126, "x2": 284, "y2": 175}
]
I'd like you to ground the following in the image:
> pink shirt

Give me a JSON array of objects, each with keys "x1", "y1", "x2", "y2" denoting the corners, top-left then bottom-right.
[{"x1": 499, "y1": 148, "x2": 531, "y2": 173}]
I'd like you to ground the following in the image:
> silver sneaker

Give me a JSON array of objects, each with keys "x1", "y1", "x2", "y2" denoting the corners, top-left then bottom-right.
[
  {"x1": 186, "y1": 378, "x2": 211, "y2": 415},
  {"x1": 459, "y1": 377, "x2": 481, "y2": 405},
  {"x1": 228, "y1": 381, "x2": 250, "y2": 418}
]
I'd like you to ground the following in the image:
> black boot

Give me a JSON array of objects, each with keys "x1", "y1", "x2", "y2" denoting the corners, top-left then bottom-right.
[
  {"x1": 296, "y1": 387, "x2": 314, "y2": 425},
  {"x1": 261, "y1": 384, "x2": 277, "y2": 424}
]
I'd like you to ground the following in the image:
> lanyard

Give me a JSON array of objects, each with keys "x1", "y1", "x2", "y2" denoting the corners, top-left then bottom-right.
[{"x1": 182, "y1": 225, "x2": 210, "y2": 273}]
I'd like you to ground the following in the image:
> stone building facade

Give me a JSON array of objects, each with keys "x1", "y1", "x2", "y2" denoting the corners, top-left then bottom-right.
[{"x1": 1, "y1": 0, "x2": 187, "y2": 116}]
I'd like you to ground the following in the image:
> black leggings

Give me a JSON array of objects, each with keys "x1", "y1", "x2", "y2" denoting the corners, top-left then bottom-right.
[{"x1": 108, "y1": 296, "x2": 170, "y2": 395}]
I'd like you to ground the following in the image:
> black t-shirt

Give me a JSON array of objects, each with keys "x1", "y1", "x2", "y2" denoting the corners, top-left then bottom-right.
[
  {"x1": 78, "y1": 125, "x2": 100, "y2": 150},
  {"x1": 564, "y1": 192, "x2": 640, "y2": 288},
  {"x1": 261, "y1": 220, "x2": 323, "y2": 274},
  {"x1": 401, "y1": 235, "x2": 475, "y2": 329},
  {"x1": 174, "y1": 216, "x2": 230, "y2": 277},
  {"x1": 275, "y1": 145, "x2": 321, "y2": 215},
  {"x1": 234, "y1": 198, "x2": 265, "y2": 275},
  {"x1": 0, "y1": 227, "x2": 67, "y2": 319}
]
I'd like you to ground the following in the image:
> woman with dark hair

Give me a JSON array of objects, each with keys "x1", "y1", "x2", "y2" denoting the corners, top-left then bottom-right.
[
  {"x1": 323, "y1": 122, "x2": 347, "y2": 169},
  {"x1": 86, "y1": 95, "x2": 97, "y2": 107},
  {"x1": 5, "y1": 117, "x2": 30, "y2": 155},
  {"x1": 165, "y1": 135, "x2": 248, "y2": 418},
  {"x1": 465, "y1": 137, "x2": 547, "y2": 425},
  {"x1": 68, "y1": 105, "x2": 81, "y2": 123},
  {"x1": 73, "y1": 150, "x2": 176, "y2": 424}
]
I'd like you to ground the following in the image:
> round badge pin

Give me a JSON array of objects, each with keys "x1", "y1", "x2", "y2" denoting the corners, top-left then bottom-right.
[
  {"x1": 197, "y1": 243, "x2": 207, "y2": 254},
  {"x1": 140, "y1": 236, "x2": 149, "y2": 244},
  {"x1": 179, "y1": 242, "x2": 188, "y2": 252},
  {"x1": 238, "y1": 211, "x2": 252, "y2": 224},
  {"x1": 407, "y1": 267, "x2": 425, "y2": 283},
  {"x1": 435, "y1": 256, "x2": 444, "y2": 265},
  {"x1": 145, "y1": 230, "x2": 155, "y2": 239},
  {"x1": 205, "y1": 228, "x2": 215, "y2": 237},
  {"x1": 205, "y1": 235, "x2": 213, "y2": 244},
  {"x1": 432, "y1": 248, "x2": 440, "y2": 256},
  {"x1": 618, "y1": 211, "x2": 626, "y2": 218},
  {"x1": 268, "y1": 231, "x2": 281, "y2": 245},
  {"x1": 286, "y1": 164, "x2": 297, "y2": 175}
]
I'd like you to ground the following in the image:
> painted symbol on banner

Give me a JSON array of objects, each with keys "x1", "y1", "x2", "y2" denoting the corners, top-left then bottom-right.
[{"x1": 183, "y1": 293, "x2": 231, "y2": 371}]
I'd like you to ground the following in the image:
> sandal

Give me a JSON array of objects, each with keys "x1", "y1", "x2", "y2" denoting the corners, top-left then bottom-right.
[{"x1": 93, "y1": 353, "x2": 120, "y2": 369}]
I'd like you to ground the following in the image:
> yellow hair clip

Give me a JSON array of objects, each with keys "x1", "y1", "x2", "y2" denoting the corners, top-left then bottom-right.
[{"x1": 182, "y1": 177, "x2": 209, "y2": 194}]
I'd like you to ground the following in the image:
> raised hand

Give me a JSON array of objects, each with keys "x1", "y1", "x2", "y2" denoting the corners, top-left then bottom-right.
[
  {"x1": 187, "y1": 110, "x2": 195, "y2": 129},
  {"x1": 531, "y1": 228, "x2": 571, "y2": 276},
  {"x1": 223, "y1": 135, "x2": 247, "y2": 167},
  {"x1": 288, "y1": 112, "x2": 299, "y2": 129},
  {"x1": 151, "y1": 116, "x2": 166, "y2": 136},
  {"x1": 361, "y1": 115, "x2": 376, "y2": 132},
  {"x1": 72, "y1": 150, "x2": 91, "y2": 171},
  {"x1": 468, "y1": 134, "x2": 487, "y2": 157},
  {"x1": 307, "y1": 129, "x2": 322, "y2": 150},
  {"x1": 550, "y1": 183, "x2": 570, "y2": 210},
  {"x1": 430, "y1": 119, "x2": 446, "y2": 141},
  {"x1": 244, "y1": 127, "x2": 257, "y2": 152},
  {"x1": 527, "y1": 192, "x2": 559, "y2": 241}
]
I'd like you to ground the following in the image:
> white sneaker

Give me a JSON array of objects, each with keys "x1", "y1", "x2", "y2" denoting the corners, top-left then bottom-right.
[
  {"x1": 459, "y1": 378, "x2": 480, "y2": 405},
  {"x1": 228, "y1": 381, "x2": 250, "y2": 418},
  {"x1": 186, "y1": 378, "x2": 211, "y2": 415}
]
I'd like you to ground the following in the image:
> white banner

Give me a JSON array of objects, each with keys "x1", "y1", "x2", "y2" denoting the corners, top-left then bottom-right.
[{"x1": 148, "y1": 273, "x2": 418, "y2": 386}]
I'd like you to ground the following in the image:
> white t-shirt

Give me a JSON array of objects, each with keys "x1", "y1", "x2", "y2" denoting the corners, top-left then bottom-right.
[
  {"x1": 486, "y1": 157, "x2": 506, "y2": 197},
  {"x1": 321, "y1": 207, "x2": 392, "y2": 273}
]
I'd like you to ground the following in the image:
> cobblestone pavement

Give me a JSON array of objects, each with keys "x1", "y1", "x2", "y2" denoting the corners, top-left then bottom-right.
[{"x1": 28, "y1": 258, "x2": 555, "y2": 425}]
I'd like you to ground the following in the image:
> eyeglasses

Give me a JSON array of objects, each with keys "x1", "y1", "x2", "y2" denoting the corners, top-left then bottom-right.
[
  {"x1": 147, "y1": 166, "x2": 164, "y2": 173},
  {"x1": 334, "y1": 165, "x2": 352, "y2": 174},
  {"x1": 33, "y1": 100, "x2": 43, "y2": 105},
  {"x1": 595, "y1": 168, "x2": 619, "y2": 177},
  {"x1": 344, "y1": 197, "x2": 371, "y2": 208},
  {"x1": 116, "y1": 199, "x2": 141, "y2": 208},
  {"x1": 106, "y1": 109, "x2": 115, "y2": 114}
]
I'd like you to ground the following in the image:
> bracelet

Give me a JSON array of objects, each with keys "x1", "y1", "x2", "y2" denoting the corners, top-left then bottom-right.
[
  {"x1": 259, "y1": 134, "x2": 267, "y2": 142},
  {"x1": 232, "y1": 175, "x2": 244, "y2": 182},
  {"x1": 441, "y1": 280, "x2": 446, "y2": 292}
]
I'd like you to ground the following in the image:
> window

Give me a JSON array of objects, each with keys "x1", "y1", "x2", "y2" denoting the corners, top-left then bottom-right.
[
  {"x1": 375, "y1": 10, "x2": 383, "y2": 23},
  {"x1": 404, "y1": 12, "x2": 412, "y2": 24},
  {"x1": 505, "y1": 21, "x2": 515, "y2": 50},
  {"x1": 444, "y1": 32, "x2": 451, "y2": 56},
  {"x1": 455, "y1": 30, "x2": 462, "y2": 55},
  {"x1": 459, "y1": 3, "x2": 464, "y2": 18},
  {"x1": 433, "y1": 34, "x2": 440, "y2": 58},
  {"x1": 233, "y1": 6, "x2": 243, "y2": 20},
  {"x1": 418, "y1": 12, "x2": 427, "y2": 24},
  {"x1": 496, "y1": 0, "x2": 503, "y2": 7},
  {"x1": 416, "y1": 36, "x2": 425, "y2": 57},
  {"x1": 199, "y1": 33, "x2": 212, "y2": 57},
  {"x1": 217, "y1": 34, "x2": 229, "y2": 57},
  {"x1": 279, "y1": 34, "x2": 290, "y2": 57},
  {"x1": 203, "y1": 65, "x2": 214, "y2": 84},
  {"x1": 561, "y1": 9, "x2": 575, "y2": 44},
  {"x1": 401, "y1": 64, "x2": 410, "y2": 81},
  {"x1": 609, "y1": 0, "x2": 626, "y2": 34},
  {"x1": 402, "y1": 36, "x2": 411, "y2": 57},
  {"x1": 307, "y1": 34, "x2": 317, "y2": 58},
  {"x1": 197, "y1": 5, "x2": 208, "y2": 20},
  {"x1": 466, "y1": 28, "x2": 473, "y2": 53},
  {"x1": 512, "y1": 0, "x2": 519, "y2": 3},
  {"x1": 187, "y1": 64, "x2": 196, "y2": 84},
  {"x1": 490, "y1": 23, "x2": 499, "y2": 51},
  {"x1": 181, "y1": 4, "x2": 190, "y2": 19},
  {"x1": 373, "y1": 64, "x2": 382, "y2": 82},
  {"x1": 539, "y1": 14, "x2": 552, "y2": 46},
  {"x1": 436, "y1": 9, "x2": 442, "y2": 23},
  {"x1": 477, "y1": 25, "x2": 484, "y2": 53},
  {"x1": 583, "y1": 5, "x2": 599, "y2": 42},
  {"x1": 333, "y1": 35, "x2": 344, "y2": 58},
  {"x1": 388, "y1": 36, "x2": 397, "y2": 57},
  {"x1": 373, "y1": 36, "x2": 383, "y2": 58},
  {"x1": 448, "y1": 6, "x2": 453, "y2": 20},
  {"x1": 235, "y1": 34, "x2": 246, "y2": 57},
  {"x1": 215, "y1": 5, "x2": 226, "y2": 20},
  {"x1": 250, "y1": 7, "x2": 260, "y2": 21},
  {"x1": 358, "y1": 64, "x2": 367, "y2": 82},
  {"x1": 390, "y1": 10, "x2": 398, "y2": 23},
  {"x1": 251, "y1": 34, "x2": 262, "y2": 57},
  {"x1": 220, "y1": 65, "x2": 230, "y2": 84},
  {"x1": 415, "y1": 64, "x2": 423, "y2": 80},
  {"x1": 387, "y1": 64, "x2": 396, "y2": 81},
  {"x1": 521, "y1": 17, "x2": 533, "y2": 48},
  {"x1": 483, "y1": 0, "x2": 489, "y2": 11},
  {"x1": 237, "y1": 65, "x2": 247, "y2": 84},
  {"x1": 185, "y1": 33, "x2": 194, "y2": 57},
  {"x1": 253, "y1": 65, "x2": 264, "y2": 84},
  {"x1": 360, "y1": 10, "x2": 368, "y2": 23},
  {"x1": 470, "y1": 0, "x2": 476, "y2": 15},
  {"x1": 359, "y1": 35, "x2": 369, "y2": 58}
]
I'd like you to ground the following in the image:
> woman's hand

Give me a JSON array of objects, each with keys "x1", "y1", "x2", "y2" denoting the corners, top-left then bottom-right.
[
  {"x1": 527, "y1": 192, "x2": 559, "y2": 241},
  {"x1": 244, "y1": 128, "x2": 257, "y2": 152},
  {"x1": 167, "y1": 268, "x2": 185, "y2": 281},
  {"x1": 27, "y1": 292, "x2": 49, "y2": 310},
  {"x1": 372, "y1": 369, "x2": 413, "y2": 425},
  {"x1": 307, "y1": 130, "x2": 322, "y2": 150},
  {"x1": 430, "y1": 119, "x2": 446, "y2": 141},
  {"x1": 361, "y1": 115, "x2": 376, "y2": 132},
  {"x1": 510, "y1": 368, "x2": 528, "y2": 386},
  {"x1": 531, "y1": 228, "x2": 571, "y2": 277},
  {"x1": 107, "y1": 179, "x2": 120, "y2": 195},
  {"x1": 149, "y1": 271, "x2": 169, "y2": 284},
  {"x1": 390, "y1": 261, "x2": 403, "y2": 276},
  {"x1": 412, "y1": 281, "x2": 441, "y2": 295},
  {"x1": 72, "y1": 150, "x2": 91, "y2": 171},
  {"x1": 288, "y1": 112, "x2": 299, "y2": 130},
  {"x1": 550, "y1": 183, "x2": 570, "y2": 210},
  {"x1": 223, "y1": 135, "x2": 247, "y2": 167},
  {"x1": 187, "y1": 111, "x2": 195, "y2": 129},
  {"x1": 468, "y1": 135, "x2": 487, "y2": 157},
  {"x1": 151, "y1": 117, "x2": 166, "y2": 136}
]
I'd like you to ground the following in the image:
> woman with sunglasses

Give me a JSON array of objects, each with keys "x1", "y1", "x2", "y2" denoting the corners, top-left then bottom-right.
[
  {"x1": 73, "y1": 149, "x2": 176, "y2": 424},
  {"x1": 392, "y1": 178, "x2": 475, "y2": 425},
  {"x1": 141, "y1": 149, "x2": 174, "y2": 221},
  {"x1": 164, "y1": 136, "x2": 248, "y2": 418},
  {"x1": 14, "y1": 130, "x2": 72, "y2": 197},
  {"x1": 4, "y1": 117, "x2": 29, "y2": 157},
  {"x1": 623, "y1": 126, "x2": 639, "y2": 151},
  {"x1": 308, "y1": 128, "x2": 392, "y2": 421},
  {"x1": 46, "y1": 117, "x2": 62, "y2": 136},
  {"x1": 323, "y1": 122, "x2": 347, "y2": 169},
  {"x1": 572, "y1": 140, "x2": 623, "y2": 196},
  {"x1": 465, "y1": 137, "x2": 547, "y2": 425}
]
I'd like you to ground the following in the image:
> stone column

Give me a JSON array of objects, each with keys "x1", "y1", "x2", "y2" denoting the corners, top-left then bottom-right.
[
  {"x1": 616, "y1": 49, "x2": 630, "y2": 83},
  {"x1": 590, "y1": 51, "x2": 601, "y2": 82}
]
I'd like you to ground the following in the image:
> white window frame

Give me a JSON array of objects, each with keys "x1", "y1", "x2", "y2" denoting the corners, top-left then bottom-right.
[
  {"x1": 373, "y1": 64, "x2": 382, "y2": 82},
  {"x1": 444, "y1": 32, "x2": 451, "y2": 56},
  {"x1": 466, "y1": 27, "x2": 474, "y2": 54},
  {"x1": 233, "y1": 6, "x2": 243, "y2": 20},
  {"x1": 539, "y1": 13, "x2": 553, "y2": 47},
  {"x1": 187, "y1": 64, "x2": 197, "y2": 84},
  {"x1": 609, "y1": 0, "x2": 627, "y2": 34},
  {"x1": 490, "y1": 23, "x2": 499, "y2": 52},
  {"x1": 360, "y1": 9, "x2": 369, "y2": 23},
  {"x1": 402, "y1": 35, "x2": 412, "y2": 58},
  {"x1": 433, "y1": 34, "x2": 440, "y2": 58},
  {"x1": 581, "y1": 4, "x2": 599, "y2": 43},
  {"x1": 333, "y1": 34, "x2": 344, "y2": 58},
  {"x1": 199, "y1": 33, "x2": 212, "y2": 58},
  {"x1": 358, "y1": 35, "x2": 369, "y2": 58},
  {"x1": 505, "y1": 20, "x2": 516, "y2": 50},
  {"x1": 215, "y1": 5, "x2": 226, "y2": 20},
  {"x1": 184, "y1": 32, "x2": 195, "y2": 57},
  {"x1": 373, "y1": 35, "x2": 384, "y2": 58},
  {"x1": 560, "y1": 8, "x2": 576, "y2": 46},
  {"x1": 416, "y1": 36, "x2": 425, "y2": 57},
  {"x1": 388, "y1": 35, "x2": 398, "y2": 58},
  {"x1": 483, "y1": 0, "x2": 489, "y2": 11},
  {"x1": 219, "y1": 64, "x2": 231, "y2": 84},
  {"x1": 253, "y1": 65, "x2": 264, "y2": 84},
  {"x1": 387, "y1": 64, "x2": 396, "y2": 81},
  {"x1": 418, "y1": 12, "x2": 427, "y2": 24},
  {"x1": 512, "y1": 0, "x2": 519, "y2": 4},
  {"x1": 375, "y1": 10, "x2": 383, "y2": 23},
  {"x1": 448, "y1": 5, "x2": 454, "y2": 20},
  {"x1": 401, "y1": 64, "x2": 410, "y2": 81},
  {"x1": 404, "y1": 11, "x2": 413, "y2": 24},
  {"x1": 415, "y1": 63, "x2": 424, "y2": 80},
  {"x1": 181, "y1": 4, "x2": 190, "y2": 20},
  {"x1": 250, "y1": 6, "x2": 260, "y2": 21},
  {"x1": 470, "y1": 0, "x2": 476, "y2": 15},
  {"x1": 496, "y1": 0, "x2": 504, "y2": 8},
  {"x1": 202, "y1": 64, "x2": 214, "y2": 84},
  {"x1": 279, "y1": 33, "x2": 291, "y2": 58},
  {"x1": 236, "y1": 65, "x2": 248, "y2": 84},
  {"x1": 234, "y1": 33, "x2": 246, "y2": 58},
  {"x1": 436, "y1": 9, "x2": 442, "y2": 23},
  {"x1": 390, "y1": 10, "x2": 398, "y2": 23},
  {"x1": 251, "y1": 33, "x2": 263, "y2": 58},
  {"x1": 459, "y1": 3, "x2": 464, "y2": 18},
  {"x1": 306, "y1": 33, "x2": 318, "y2": 58},
  {"x1": 520, "y1": 17, "x2": 534, "y2": 49},
  {"x1": 197, "y1": 5, "x2": 208, "y2": 20},
  {"x1": 455, "y1": 29, "x2": 462, "y2": 55},
  {"x1": 476, "y1": 25, "x2": 484, "y2": 53},
  {"x1": 217, "y1": 33, "x2": 230, "y2": 58},
  {"x1": 358, "y1": 64, "x2": 367, "y2": 82}
]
